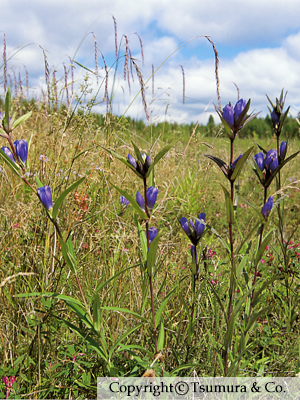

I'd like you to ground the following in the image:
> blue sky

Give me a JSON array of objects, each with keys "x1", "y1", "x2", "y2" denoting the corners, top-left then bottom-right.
[{"x1": 1, "y1": 0, "x2": 300, "y2": 124}]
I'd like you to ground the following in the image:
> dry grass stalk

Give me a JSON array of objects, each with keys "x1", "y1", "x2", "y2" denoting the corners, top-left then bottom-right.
[
  {"x1": 132, "y1": 59, "x2": 149, "y2": 120},
  {"x1": 93, "y1": 32, "x2": 99, "y2": 85},
  {"x1": 112, "y1": 15, "x2": 118, "y2": 59},
  {"x1": 63, "y1": 63, "x2": 70, "y2": 107},
  {"x1": 180, "y1": 64, "x2": 186, "y2": 104},
  {"x1": 205, "y1": 36, "x2": 221, "y2": 109},
  {"x1": 123, "y1": 35, "x2": 129, "y2": 81},
  {"x1": 135, "y1": 32, "x2": 144, "y2": 66}
]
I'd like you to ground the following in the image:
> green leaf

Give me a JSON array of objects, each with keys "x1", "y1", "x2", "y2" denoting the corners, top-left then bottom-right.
[
  {"x1": 230, "y1": 146, "x2": 254, "y2": 181},
  {"x1": 145, "y1": 136, "x2": 182, "y2": 178},
  {"x1": 157, "y1": 322, "x2": 165, "y2": 351},
  {"x1": 155, "y1": 283, "x2": 179, "y2": 327},
  {"x1": 205, "y1": 154, "x2": 228, "y2": 178},
  {"x1": 254, "y1": 229, "x2": 273, "y2": 268},
  {"x1": 108, "y1": 323, "x2": 143, "y2": 360},
  {"x1": 111, "y1": 183, "x2": 147, "y2": 219},
  {"x1": 221, "y1": 184, "x2": 234, "y2": 224},
  {"x1": 101, "y1": 306, "x2": 148, "y2": 323},
  {"x1": 58, "y1": 236, "x2": 78, "y2": 273},
  {"x1": 133, "y1": 213, "x2": 147, "y2": 261},
  {"x1": 93, "y1": 294, "x2": 101, "y2": 332},
  {"x1": 35, "y1": 175, "x2": 44, "y2": 188},
  {"x1": 12, "y1": 111, "x2": 32, "y2": 130},
  {"x1": 0, "y1": 148, "x2": 21, "y2": 177},
  {"x1": 64, "y1": 300, "x2": 93, "y2": 330},
  {"x1": 52, "y1": 177, "x2": 85, "y2": 219},
  {"x1": 102, "y1": 147, "x2": 144, "y2": 179},
  {"x1": 147, "y1": 231, "x2": 162, "y2": 276}
]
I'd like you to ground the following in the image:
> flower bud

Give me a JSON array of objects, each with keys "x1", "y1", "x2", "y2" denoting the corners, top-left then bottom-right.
[
  {"x1": 14, "y1": 139, "x2": 28, "y2": 164},
  {"x1": 1, "y1": 146, "x2": 15, "y2": 163},
  {"x1": 254, "y1": 152, "x2": 265, "y2": 171},
  {"x1": 261, "y1": 196, "x2": 273, "y2": 219},
  {"x1": 234, "y1": 99, "x2": 246, "y2": 123},
  {"x1": 37, "y1": 186, "x2": 53, "y2": 210},
  {"x1": 222, "y1": 104, "x2": 234, "y2": 126},
  {"x1": 279, "y1": 141, "x2": 287, "y2": 161}
]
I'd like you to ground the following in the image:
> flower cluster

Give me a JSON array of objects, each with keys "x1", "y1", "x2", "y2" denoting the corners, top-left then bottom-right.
[
  {"x1": 180, "y1": 213, "x2": 206, "y2": 247},
  {"x1": 128, "y1": 151, "x2": 151, "y2": 178},
  {"x1": 254, "y1": 142, "x2": 287, "y2": 176},
  {"x1": 136, "y1": 186, "x2": 158, "y2": 213},
  {"x1": 1, "y1": 139, "x2": 28, "y2": 165},
  {"x1": 2, "y1": 376, "x2": 15, "y2": 399},
  {"x1": 267, "y1": 90, "x2": 289, "y2": 135}
]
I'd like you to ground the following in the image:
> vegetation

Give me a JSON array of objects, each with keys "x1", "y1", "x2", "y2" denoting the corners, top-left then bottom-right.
[{"x1": 0, "y1": 30, "x2": 300, "y2": 399}]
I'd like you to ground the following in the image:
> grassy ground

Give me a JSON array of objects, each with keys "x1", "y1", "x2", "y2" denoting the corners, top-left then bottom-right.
[{"x1": 0, "y1": 101, "x2": 300, "y2": 398}]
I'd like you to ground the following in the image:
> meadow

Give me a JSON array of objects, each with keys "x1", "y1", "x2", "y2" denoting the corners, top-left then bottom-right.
[{"x1": 0, "y1": 32, "x2": 300, "y2": 399}]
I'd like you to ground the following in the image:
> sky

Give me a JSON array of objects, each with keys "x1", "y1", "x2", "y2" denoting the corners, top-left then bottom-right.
[{"x1": 1, "y1": 0, "x2": 300, "y2": 124}]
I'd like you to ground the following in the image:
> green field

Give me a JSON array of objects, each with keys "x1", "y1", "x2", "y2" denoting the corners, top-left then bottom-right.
[{"x1": 0, "y1": 92, "x2": 300, "y2": 399}]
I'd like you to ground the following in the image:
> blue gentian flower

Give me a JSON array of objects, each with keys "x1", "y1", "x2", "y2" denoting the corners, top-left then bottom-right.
[
  {"x1": 264, "y1": 149, "x2": 278, "y2": 173},
  {"x1": 37, "y1": 186, "x2": 53, "y2": 210},
  {"x1": 180, "y1": 213, "x2": 206, "y2": 246},
  {"x1": 231, "y1": 154, "x2": 242, "y2": 170},
  {"x1": 222, "y1": 104, "x2": 234, "y2": 127},
  {"x1": 254, "y1": 152, "x2": 264, "y2": 171},
  {"x1": 1, "y1": 146, "x2": 15, "y2": 163},
  {"x1": 14, "y1": 140, "x2": 28, "y2": 164},
  {"x1": 120, "y1": 195, "x2": 129, "y2": 208},
  {"x1": 234, "y1": 99, "x2": 247, "y2": 123},
  {"x1": 127, "y1": 152, "x2": 151, "y2": 178},
  {"x1": 261, "y1": 196, "x2": 273, "y2": 219},
  {"x1": 136, "y1": 187, "x2": 158, "y2": 212},
  {"x1": 280, "y1": 141, "x2": 287, "y2": 160},
  {"x1": 145, "y1": 227, "x2": 157, "y2": 245}
]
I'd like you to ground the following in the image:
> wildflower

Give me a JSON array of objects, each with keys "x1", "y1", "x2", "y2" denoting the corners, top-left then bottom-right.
[
  {"x1": 39, "y1": 154, "x2": 49, "y2": 162},
  {"x1": 14, "y1": 139, "x2": 28, "y2": 164},
  {"x1": 254, "y1": 152, "x2": 264, "y2": 171},
  {"x1": 180, "y1": 212, "x2": 206, "y2": 246},
  {"x1": 1, "y1": 146, "x2": 15, "y2": 163},
  {"x1": 37, "y1": 186, "x2": 53, "y2": 210},
  {"x1": 261, "y1": 196, "x2": 273, "y2": 219},
  {"x1": 279, "y1": 141, "x2": 287, "y2": 161},
  {"x1": 136, "y1": 187, "x2": 158, "y2": 212},
  {"x1": 231, "y1": 154, "x2": 242, "y2": 171},
  {"x1": 3, "y1": 376, "x2": 15, "y2": 399},
  {"x1": 148, "y1": 227, "x2": 157, "y2": 245},
  {"x1": 128, "y1": 151, "x2": 151, "y2": 178},
  {"x1": 222, "y1": 98, "x2": 247, "y2": 132},
  {"x1": 264, "y1": 149, "x2": 278, "y2": 173},
  {"x1": 120, "y1": 195, "x2": 129, "y2": 208}
]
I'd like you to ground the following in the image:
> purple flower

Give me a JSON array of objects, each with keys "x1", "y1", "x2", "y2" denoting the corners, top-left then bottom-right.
[
  {"x1": 271, "y1": 109, "x2": 280, "y2": 128},
  {"x1": 265, "y1": 149, "x2": 278, "y2": 173},
  {"x1": 254, "y1": 152, "x2": 265, "y2": 171},
  {"x1": 37, "y1": 186, "x2": 53, "y2": 210},
  {"x1": 222, "y1": 104, "x2": 234, "y2": 126},
  {"x1": 280, "y1": 141, "x2": 287, "y2": 160},
  {"x1": 180, "y1": 213, "x2": 206, "y2": 246},
  {"x1": 1, "y1": 146, "x2": 15, "y2": 163},
  {"x1": 147, "y1": 227, "x2": 157, "y2": 244},
  {"x1": 136, "y1": 187, "x2": 158, "y2": 212},
  {"x1": 234, "y1": 99, "x2": 247, "y2": 123},
  {"x1": 14, "y1": 139, "x2": 28, "y2": 164},
  {"x1": 231, "y1": 154, "x2": 242, "y2": 170},
  {"x1": 127, "y1": 152, "x2": 151, "y2": 178},
  {"x1": 120, "y1": 195, "x2": 129, "y2": 208},
  {"x1": 261, "y1": 196, "x2": 273, "y2": 219}
]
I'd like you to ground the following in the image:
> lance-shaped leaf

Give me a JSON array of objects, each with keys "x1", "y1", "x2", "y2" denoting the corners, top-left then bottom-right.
[
  {"x1": 0, "y1": 147, "x2": 21, "y2": 177},
  {"x1": 52, "y1": 177, "x2": 85, "y2": 219},
  {"x1": 111, "y1": 183, "x2": 147, "y2": 219},
  {"x1": 102, "y1": 147, "x2": 144, "y2": 179},
  {"x1": 253, "y1": 229, "x2": 273, "y2": 269},
  {"x1": 12, "y1": 111, "x2": 32, "y2": 130},
  {"x1": 155, "y1": 282, "x2": 179, "y2": 327},
  {"x1": 131, "y1": 141, "x2": 145, "y2": 166},
  {"x1": 221, "y1": 184, "x2": 234, "y2": 224},
  {"x1": 230, "y1": 146, "x2": 254, "y2": 182},
  {"x1": 205, "y1": 154, "x2": 228, "y2": 178},
  {"x1": 58, "y1": 235, "x2": 78, "y2": 273},
  {"x1": 93, "y1": 294, "x2": 102, "y2": 332},
  {"x1": 157, "y1": 322, "x2": 165, "y2": 352}
]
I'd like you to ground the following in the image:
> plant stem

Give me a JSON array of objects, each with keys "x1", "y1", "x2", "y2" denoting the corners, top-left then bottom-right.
[{"x1": 143, "y1": 177, "x2": 157, "y2": 353}]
